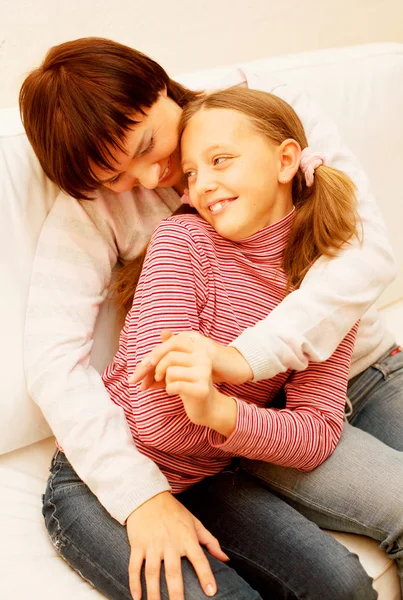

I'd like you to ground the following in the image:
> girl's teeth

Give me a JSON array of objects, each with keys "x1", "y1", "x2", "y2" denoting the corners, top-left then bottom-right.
[{"x1": 210, "y1": 201, "x2": 227, "y2": 213}]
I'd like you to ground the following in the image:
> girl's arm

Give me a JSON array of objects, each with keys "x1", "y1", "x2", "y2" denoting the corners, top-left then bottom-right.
[
  {"x1": 24, "y1": 189, "x2": 173, "y2": 524},
  {"x1": 209, "y1": 324, "x2": 358, "y2": 470},
  {"x1": 230, "y1": 71, "x2": 397, "y2": 380},
  {"x1": 126, "y1": 218, "x2": 207, "y2": 406}
]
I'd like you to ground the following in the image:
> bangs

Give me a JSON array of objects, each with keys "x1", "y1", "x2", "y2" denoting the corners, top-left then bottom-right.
[{"x1": 51, "y1": 99, "x2": 143, "y2": 200}]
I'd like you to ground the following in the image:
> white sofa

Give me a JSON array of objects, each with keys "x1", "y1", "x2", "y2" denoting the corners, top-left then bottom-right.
[{"x1": 1, "y1": 42, "x2": 403, "y2": 599}]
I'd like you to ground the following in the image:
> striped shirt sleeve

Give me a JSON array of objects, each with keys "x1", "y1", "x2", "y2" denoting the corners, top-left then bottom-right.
[{"x1": 127, "y1": 218, "x2": 208, "y2": 387}]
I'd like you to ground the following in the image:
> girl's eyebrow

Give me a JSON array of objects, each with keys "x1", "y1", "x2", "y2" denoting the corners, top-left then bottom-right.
[
  {"x1": 100, "y1": 132, "x2": 147, "y2": 184},
  {"x1": 181, "y1": 143, "x2": 235, "y2": 168}
]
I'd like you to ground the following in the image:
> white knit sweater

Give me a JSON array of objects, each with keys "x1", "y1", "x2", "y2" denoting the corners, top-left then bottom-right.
[{"x1": 24, "y1": 67, "x2": 396, "y2": 524}]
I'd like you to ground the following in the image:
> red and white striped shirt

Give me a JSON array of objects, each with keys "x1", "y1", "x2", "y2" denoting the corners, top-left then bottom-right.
[{"x1": 103, "y1": 209, "x2": 357, "y2": 493}]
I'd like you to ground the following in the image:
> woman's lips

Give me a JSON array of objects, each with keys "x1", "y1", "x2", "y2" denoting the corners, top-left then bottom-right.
[{"x1": 159, "y1": 157, "x2": 172, "y2": 183}]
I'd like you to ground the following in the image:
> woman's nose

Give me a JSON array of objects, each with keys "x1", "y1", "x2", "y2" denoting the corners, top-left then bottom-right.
[{"x1": 134, "y1": 162, "x2": 161, "y2": 190}]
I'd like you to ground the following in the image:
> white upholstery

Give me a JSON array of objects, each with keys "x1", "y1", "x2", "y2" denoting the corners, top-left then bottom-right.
[{"x1": 1, "y1": 43, "x2": 402, "y2": 598}]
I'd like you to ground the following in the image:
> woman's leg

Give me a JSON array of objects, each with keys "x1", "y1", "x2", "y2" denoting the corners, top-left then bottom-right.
[
  {"x1": 347, "y1": 345, "x2": 403, "y2": 449},
  {"x1": 182, "y1": 467, "x2": 376, "y2": 600},
  {"x1": 242, "y1": 424, "x2": 403, "y2": 595},
  {"x1": 42, "y1": 450, "x2": 261, "y2": 600}
]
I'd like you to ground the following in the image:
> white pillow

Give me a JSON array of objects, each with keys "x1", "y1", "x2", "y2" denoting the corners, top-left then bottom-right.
[
  {"x1": 0, "y1": 109, "x2": 58, "y2": 454},
  {"x1": 1, "y1": 42, "x2": 403, "y2": 455}
]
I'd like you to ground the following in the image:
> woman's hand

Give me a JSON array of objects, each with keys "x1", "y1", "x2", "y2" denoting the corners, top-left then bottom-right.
[
  {"x1": 129, "y1": 330, "x2": 253, "y2": 389},
  {"x1": 127, "y1": 491, "x2": 229, "y2": 600}
]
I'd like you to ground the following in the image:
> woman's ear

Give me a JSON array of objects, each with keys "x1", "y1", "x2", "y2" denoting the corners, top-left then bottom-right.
[{"x1": 278, "y1": 138, "x2": 301, "y2": 184}]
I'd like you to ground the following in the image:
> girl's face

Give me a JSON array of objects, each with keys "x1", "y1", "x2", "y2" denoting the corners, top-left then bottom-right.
[
  {"x1": 181, "y1": 108, "x2": 295, "y2": 241},
  {"x1": 93, "y1": 90, "x2": 184, "y2": 193}
]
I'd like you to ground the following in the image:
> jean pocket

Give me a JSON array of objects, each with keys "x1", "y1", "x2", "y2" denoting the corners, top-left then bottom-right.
[{"x1": 373, "y1": 347, "x2": 403, "y2": 380}]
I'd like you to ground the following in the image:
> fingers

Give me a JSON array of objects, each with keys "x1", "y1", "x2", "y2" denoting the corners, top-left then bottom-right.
[
  {"x1": 128, "y1": 333, "x2": 195, "y2": 386},
  {"x1": 166, "y1": 379, "x2": 210, "y2": 399},
  {"x1": 140, "y1": 371, "x2": 158, "y2": 391},
  {"x1": 194, "y1": 519, "x2": 230, "y2": 563},
  {"x1": 147, "y1": 333, "x2": 199, "y2": 372},
  {"x1": 128, "y1": 360, "x2": 155, "y2": 385},
  {"x1": 160, "y1": 329, "x2": 174, "y2": 342},
  {"x1": 186, "y1": 544, "x2": 217, "y2": 598},
  {"x1": 163, "y1": 549, "x2": 185, "y2": 600},
  {"x1": 145, "y1": 554, "x2": 162, "y2": 600},
  {"x1": 155, "y1": 352, "x2": 195, "y2": 383},
  {"x1": 128, "y1": 549, "x2": 144, "y2": 600}
]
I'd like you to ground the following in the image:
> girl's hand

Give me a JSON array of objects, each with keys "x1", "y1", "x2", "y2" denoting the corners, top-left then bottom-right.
[
  {"x1": 127, "y1": 491, "x2": 229, "y2": 600},
  {"x1": 156, "y1": 336, "x2": 237, "y2": 434},
  {"x1": 129, "y1": 330, "x2": 253, "y2": 389}
]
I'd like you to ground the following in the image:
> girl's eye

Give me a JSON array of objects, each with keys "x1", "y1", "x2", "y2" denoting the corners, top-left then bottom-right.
[
  {"x1": 213, "y1": 156, "x2": 229, "y2": 166},
  {"x1": 185, "y1": 170, "x2": 196, "y2": 179}
]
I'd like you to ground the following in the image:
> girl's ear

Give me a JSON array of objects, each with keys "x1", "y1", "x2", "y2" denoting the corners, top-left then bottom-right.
[{"x1": 278, "y1": 139, "x2": 301, "y2": 184}]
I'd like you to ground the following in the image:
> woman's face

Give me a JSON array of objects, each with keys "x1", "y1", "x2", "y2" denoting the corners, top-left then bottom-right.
[
  {"x1": 181, "y1": 107, "x2": 294, "y2": 241},
  {"x1": 93, "y1": 90, "x2": 184, "y2": 192}
]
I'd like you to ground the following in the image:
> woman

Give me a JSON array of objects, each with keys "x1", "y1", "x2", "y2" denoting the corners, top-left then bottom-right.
[{"x1": 20, "y1": 37, "x2": 400, "y2": 599}]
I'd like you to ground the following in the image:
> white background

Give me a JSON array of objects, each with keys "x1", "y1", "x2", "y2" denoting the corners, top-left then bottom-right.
[{"x1": 1, "y1": 0, "x2": 403, "y2": 108}]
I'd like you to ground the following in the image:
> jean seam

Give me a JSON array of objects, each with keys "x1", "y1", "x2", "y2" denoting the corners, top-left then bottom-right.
[
  {"x1": 257, "y1": 478, "x2": 387, "y2": 540},
  {"x1": 222, "y1": 545, "x2": 303, "y2": 600},
  {"x1": 53, "y1": 527, "x2": 132, "y2": 598},
  {"x1": 46, "y1": 463, "x2": 132, "y2": 598},
  {"x1": 46, "y1": 460, "x2": 64, "y2": 550}
]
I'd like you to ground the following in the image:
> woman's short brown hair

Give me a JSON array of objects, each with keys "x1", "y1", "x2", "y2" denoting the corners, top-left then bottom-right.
[{"x1": 19, "y1": 37, "x2": 198, "y2": 199}]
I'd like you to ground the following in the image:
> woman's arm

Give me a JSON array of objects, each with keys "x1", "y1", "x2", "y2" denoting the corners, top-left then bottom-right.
[
  {"x1": 24, "y1": 189, "x2": 173, "y2": 524},
  {"x1": 166, "y1": 322, "x2": 355, "y2": 471},
  {"x1": 230, "y1": 71, "x2": 397, "y2": 380}
]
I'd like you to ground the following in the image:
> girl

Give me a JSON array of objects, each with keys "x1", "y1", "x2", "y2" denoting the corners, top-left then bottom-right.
[
  {"x1": 21, "y1": 38, "x2": 400, "y2": 600},
  {"x1": 101, "y1": 86, "x2": 376, "y2": 600}
]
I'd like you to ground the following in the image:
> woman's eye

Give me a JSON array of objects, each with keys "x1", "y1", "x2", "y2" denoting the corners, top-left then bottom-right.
[
  {"x1": 109, "y1": 173, "x2": 123, "y2": 185},
  {"x1": 139, "y1": 136, "x2": 155, "y2": 156}
]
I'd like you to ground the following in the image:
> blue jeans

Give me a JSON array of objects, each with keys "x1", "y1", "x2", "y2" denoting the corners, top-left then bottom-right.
[
  {"x1": 43, "y1": 451, "x2": 375, "y2": 599},
  {"x1": 243, "y1": 345, "x2": 403, "y2": 596}
]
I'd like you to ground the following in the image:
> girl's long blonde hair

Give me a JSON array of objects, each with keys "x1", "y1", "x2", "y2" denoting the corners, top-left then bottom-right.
[{"x1": 113, "y1": 87, "x2": 360, "y2": 311}]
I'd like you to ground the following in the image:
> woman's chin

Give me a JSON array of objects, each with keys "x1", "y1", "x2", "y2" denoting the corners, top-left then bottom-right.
[{"x1": 164, "y1": 172, "x2": 187, "y2": 193}]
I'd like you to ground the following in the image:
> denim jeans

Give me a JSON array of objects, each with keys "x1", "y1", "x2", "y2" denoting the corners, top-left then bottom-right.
[
  {"x1": 243, "y1": 345, "x2": 403, "y2": 596},
  {"x1": 43, "y1": 451, "x2": 375, "y2": 599}
]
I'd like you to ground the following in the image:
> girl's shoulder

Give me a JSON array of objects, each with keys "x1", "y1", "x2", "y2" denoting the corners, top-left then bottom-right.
[{"x1": 152, "y1": 213, "x2": 218, "y2": 251}]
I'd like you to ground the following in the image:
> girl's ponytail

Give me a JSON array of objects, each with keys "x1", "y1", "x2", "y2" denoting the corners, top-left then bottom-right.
[{"x1": 283, "y1": 162, "x2": 360, "y2": 290}]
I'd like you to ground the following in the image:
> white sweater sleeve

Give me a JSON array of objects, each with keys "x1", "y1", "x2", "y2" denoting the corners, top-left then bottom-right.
[
  {"x1": 24, "y1": 189, "x2": 178, "y2": 524},
  {"x1": 231, "y1": 72, "x2": 397, "y2": 380}
]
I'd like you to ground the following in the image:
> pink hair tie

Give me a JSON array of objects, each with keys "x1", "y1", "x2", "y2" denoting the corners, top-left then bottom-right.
[{"x1": 299, "y1": 148, "x2": 326, "y2": 187}]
